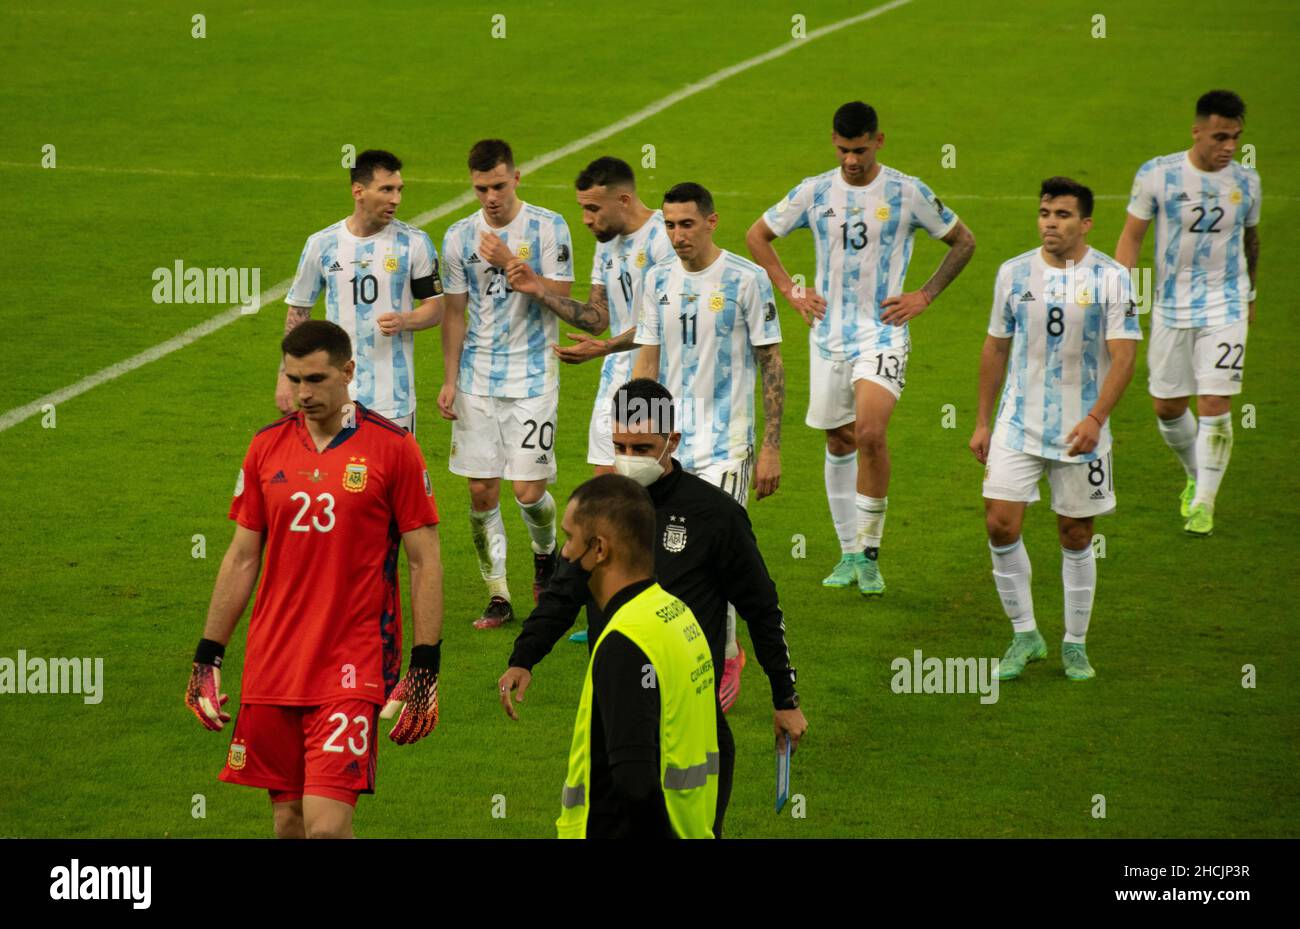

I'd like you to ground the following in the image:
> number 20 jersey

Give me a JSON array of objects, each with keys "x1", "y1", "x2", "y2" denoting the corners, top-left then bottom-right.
[{"x1": 228, "y1": 405, "x2": 440, "y2": 707}]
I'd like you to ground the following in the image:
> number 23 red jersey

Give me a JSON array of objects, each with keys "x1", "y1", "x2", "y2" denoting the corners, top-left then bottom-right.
[{"x1": 228, "y1": 404, "x2": 439, "y2": 707}]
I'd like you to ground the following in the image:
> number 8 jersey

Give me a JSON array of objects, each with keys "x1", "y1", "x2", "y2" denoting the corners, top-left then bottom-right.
[
  {"x1": 228, "y1": 404, "x2": 440, "y2": 707},
  {"x1": 1127, "y1": 151, "x2": 1261, "y2": 329},
  {"x1": 989, "y1": 247, "x2": 1142, "y2": 462}
]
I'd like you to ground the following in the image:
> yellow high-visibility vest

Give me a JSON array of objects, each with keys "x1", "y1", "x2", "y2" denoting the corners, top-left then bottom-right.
[{"x1": 557, "y1": 582, "x2": 719, "y2": 838}]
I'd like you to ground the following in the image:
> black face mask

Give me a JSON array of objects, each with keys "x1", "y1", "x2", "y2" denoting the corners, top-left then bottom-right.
[{"x1": 557, "y1": 539, "x2": 596, "y2": 586}]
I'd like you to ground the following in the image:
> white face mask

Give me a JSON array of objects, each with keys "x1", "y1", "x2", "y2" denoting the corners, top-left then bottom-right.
[{"x1": 613, "y1": 443, "x2": 669, "y2": 487}]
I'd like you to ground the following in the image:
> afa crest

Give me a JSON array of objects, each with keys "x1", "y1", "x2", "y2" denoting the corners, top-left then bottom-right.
[
  {"x1": 875, "y1": 205, "x2": 891, "y2": 221},
  {"x1": 1230, "y1": 189, "x2": 1243, "y2": 205},
  {"x1": 708, "y1": 291, "x2": 725, "y2": 312},
  {"x1": 516, "y1": 243, "x2": 532, "y2": 260},
  {"x1": 228, "y1": 742, "x2": 247, "y2": 771},
  {"x1": 344, "y1": 458, "x2": 368, "y2": 493},
  {"x1": 663, "y1": 516, "x2": 688, "y2": 553},
  {"x1": 635, "y1": 250, "x2": 647, "y2": 269},
  {"x1": 384, "y1": 255, "x2": 399, "y2": 273}
]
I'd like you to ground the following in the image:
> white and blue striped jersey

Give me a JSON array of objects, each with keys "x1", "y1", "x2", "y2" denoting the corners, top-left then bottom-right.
[
  {"x1": 762, "y1": 165, "x2": 957, "y2": 358},
  {"x1": 286, "y1": 218, "x2": 438, "y2": 420},
  {"x1": 591, "y1": 211, "x2": 674, "y2": 408},
  {"x1": 635, "y1": 250, "x2": 782, "y2": 472},
  {"x1": 1127, "y1": 151, "x2": 1261, "y2": 329},
  {"x1": 442, "y1": 202, "x2": 575, "y2": 399},
  {"x1": 989, "y1": 247, "x2": 1143, "y2": 462}
]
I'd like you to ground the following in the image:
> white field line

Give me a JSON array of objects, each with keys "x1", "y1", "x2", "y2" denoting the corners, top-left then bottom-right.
[{"x1": 0, "y1": 0, "x2": 920, "y2": 432}]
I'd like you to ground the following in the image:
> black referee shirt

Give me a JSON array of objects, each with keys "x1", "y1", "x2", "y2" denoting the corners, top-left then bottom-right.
[{"x1": 509, "y1": 459, "x2": 798, "y2": 708}]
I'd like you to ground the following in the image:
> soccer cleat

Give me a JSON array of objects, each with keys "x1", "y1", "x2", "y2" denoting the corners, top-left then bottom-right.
[
  {"x1": 719, "y1": 645, "x2": 746, "y2": 713},
  {"x1": 1179, "y1": 477, "x2": 1197, "y2": 519},
  {"x1": 533, "y1": 549, "x2": 558, "y2": 603},
  {"x1": 822, "y1": 553, "x2": 862, "y2": 588},
  {"x1": 1184, "y1": 503, "x2": 1214, "y2": 537},
  {"x1": 1062, "y1": 642, "x2": 1096, "y2": 681},
  {"x1": 568, "y1": 628, "x2": 588, "y2": 644},
  {"x1": 995, "y1": 629, "x2": 1048, "y2": 680},
  {"x1": 856, "y1": 555, "x2": 886, "y2": 597},
  {"x1": 473, "y1": 596, "x2": 514, "y2": 630}
]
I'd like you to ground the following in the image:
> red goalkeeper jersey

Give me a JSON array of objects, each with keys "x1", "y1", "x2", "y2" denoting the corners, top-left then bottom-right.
[{"x1": 228, "y1": 404, "x2": 439, "y2": 706}]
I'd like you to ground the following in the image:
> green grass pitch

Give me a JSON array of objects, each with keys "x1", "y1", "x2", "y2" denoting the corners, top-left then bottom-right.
[{"x1": 1, "y1": 0, "x2": 1297, "y2": 837}]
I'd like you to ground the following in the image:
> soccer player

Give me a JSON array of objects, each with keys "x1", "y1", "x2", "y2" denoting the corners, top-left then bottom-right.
[
  {"x1": 278, "y1": 149, "x2": 444, "y2": 433},
  {"x1": 1115, "y1": 90, "x2": 1261, "y2": 536},
  {"x1": 633, "y1": 182, "x2": 785, "y2": 712},
  {"x1": 969, "y1": 178, "x2": 1141, "y2": 682},
  {"x1": 507, "y1": 155, "x2": 673, "y2": 644},
  {"x1": 746, "y1": 101, "x2": 976, "y2": 596},
  {"x1": 406, "y1": 139, "x2": 575, "y2": 630},
  {"x1": 507, "y1": 156, "x2": 674, "y2": 475},
  {"x1": 186, "y1": 320, "x2": 444, "y2": 838}
]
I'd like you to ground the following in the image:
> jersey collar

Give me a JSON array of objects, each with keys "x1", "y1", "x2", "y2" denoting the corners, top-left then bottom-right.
[
  {"x1": 295, "y1": 402, "x2": 365, "y2": 453},
  {"x1": 648, "y1": 459, "x2": 684, "y2": 506}
]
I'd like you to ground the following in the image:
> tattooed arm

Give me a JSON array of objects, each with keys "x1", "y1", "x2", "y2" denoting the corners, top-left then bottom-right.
[
  {"x1": 753, "y1": 343, "x2": 785, "y2": 499},
  {"x1": 507, "y1": 262, "x2": 609, "y2": 334},
  {"x1": 879, "y1": 221, "x2": 977, "y2": 326}
]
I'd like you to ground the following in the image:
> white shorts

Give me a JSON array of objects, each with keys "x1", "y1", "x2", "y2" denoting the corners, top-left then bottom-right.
[
  {"x1": 692, "y1": 452, "x2": 752, "y2": 509},
  {"x1": 587, "y1": 396, "x2": 614, "y2": 466},
  {"x1": 806, "y1": 345, "x2": 909, "y2": 430},
  {"x1": 1148, "y1": 318, "x2": 1247, "y2": 399},
  {"x1": 983, "y1": 439, "x2": 1115, "y2": 518},
  {"x1": 449, "y1": 389, "x2": 558, "y2": 482}
]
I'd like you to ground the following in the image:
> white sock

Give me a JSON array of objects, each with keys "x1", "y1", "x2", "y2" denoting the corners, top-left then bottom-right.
[
  {"x1": 1156, "y1": 409, "x2": 1198, "y2": 479},
  {"x1": 824, "y1": 450, "x2": 859, "y2": 554},
  {"x1": 990, "y1": 538, "x2": 1036, "y2": 633},
  {"x1": 855, "y1": 494, "x2": 888, "y2": 558},
  {"x1": 517, "y1": 491, "x2": 557, "y2": 555},
  {"x1": 1062, "y1": 545, "x2": 1095, "y2": 644},
  {"x1": 469, "y1": 506, "x2": 510, "y2": 599},
  {"x1": 724, "y1": 605, "x2": 739, "y2": 660},
  {"x1": 1193, "y1": 413, "x2": 1233, "y2": 509}
]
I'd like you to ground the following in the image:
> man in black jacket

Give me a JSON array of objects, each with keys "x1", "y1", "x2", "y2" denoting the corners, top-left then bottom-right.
[{"x1": 498, "y1": 378, "x2": 807, "y2": 836}]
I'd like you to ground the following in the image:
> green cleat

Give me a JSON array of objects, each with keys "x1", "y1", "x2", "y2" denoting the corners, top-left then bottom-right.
[
  {"x1": 1062, "y1": 642, "x2": 1096, "y2": 681},
  {"x1": 822, "y1": 553, "x2": 863, "y2": 588},
  {"x1": 856, "y1": 555, "x2": 886, "y2": 597},
  {"x1": 1184, "y1": 503, "x2": 1214, "y2": 537},
  {"x1": 995, "y1": 629, "x2": 1047, "y2": 680},
  {"x1": 1179, "y1": 477, "x2": 1197, "y2": 519}
]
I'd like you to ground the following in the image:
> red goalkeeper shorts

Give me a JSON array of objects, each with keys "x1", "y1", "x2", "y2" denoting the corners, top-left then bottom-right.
[{"x1": 219, "y1": 700, "x2": 380, "y2": 807}]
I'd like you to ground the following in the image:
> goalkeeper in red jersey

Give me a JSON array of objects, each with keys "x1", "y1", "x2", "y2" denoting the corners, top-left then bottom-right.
[{"x1": 186, "y1": 320, "x2": 445, "y2": 838}]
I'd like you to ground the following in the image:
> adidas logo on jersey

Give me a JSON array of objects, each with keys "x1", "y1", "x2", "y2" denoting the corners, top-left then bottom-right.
[
  {"x1": 659, "y1": 294, "x2": 670, "y2": 304},
  {"x1": 344, "y1": 760, "x2": 361, "y2": 775},
  {"x1": 270, "y1": 470, "x2": 287, "y2": 484},
  {"x1": 1089, "y1": 488, "x2": 1106, "y2": 500},
  {"x1": 534, "y1": 454, "x2": 549, "y2": 465},
  {"x1": 328, "y1": 261, "x2": 344, "y2": 272},
  {"x1": 1019, "y1": 290, "x2": 1035, "y2": 302},
  {"x1": 467, "y1": 253, "x2": 481, "y2": 264},
  {"x1": 1230, "y1": 372, "x2": 1242, "y2": 381},
  {"x1": 1175, "y1": 192, "x2": 1191, "y2": 202},
  {"x1": 823, "y1": 208, "x2": 836, "y2": 218}
]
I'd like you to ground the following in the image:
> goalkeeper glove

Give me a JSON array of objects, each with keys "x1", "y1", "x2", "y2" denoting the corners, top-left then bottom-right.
[
  {"x1": 186, "y1": 638, "x2": 231, "y2": 731},
  {"x1": 382, "y1": 643, "x2": 440, "y2": 744}
]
